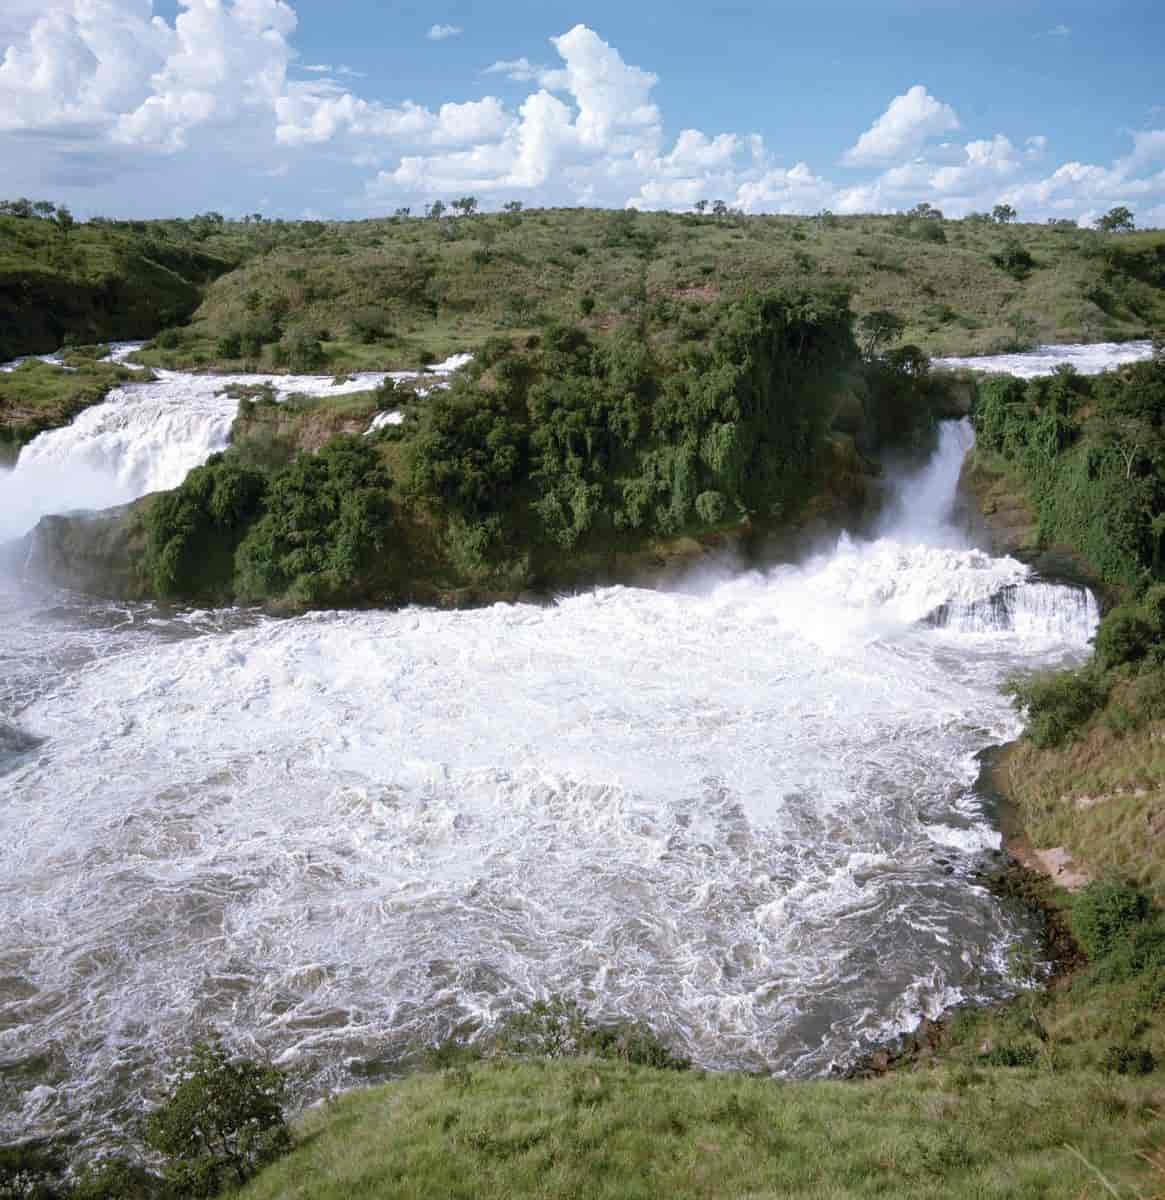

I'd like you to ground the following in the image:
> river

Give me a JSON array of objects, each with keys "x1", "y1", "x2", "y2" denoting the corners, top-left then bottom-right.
[{"x1": 0, "y1": 341, "x2": 1150, "y2": 1151}]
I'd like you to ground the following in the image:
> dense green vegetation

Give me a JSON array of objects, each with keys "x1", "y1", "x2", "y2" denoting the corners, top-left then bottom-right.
[
  {"x1": 969, "y1": 344, "x2": 1165, "y2": 906},
  {"x1": 137, "y1": 288, "x2": 952, "y2": 605},
  {"x1": 0, "y1": 212, "x2": 239, "y2": 362}
]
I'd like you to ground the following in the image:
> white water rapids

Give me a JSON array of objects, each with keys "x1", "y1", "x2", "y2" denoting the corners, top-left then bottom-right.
[{"x1": 0, "y1": 342, "x2": 1146, "y2": 1151}]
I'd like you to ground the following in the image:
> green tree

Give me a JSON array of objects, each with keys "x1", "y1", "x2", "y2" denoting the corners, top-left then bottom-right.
[
  {"x1": 694, "y1": 199, "x2": 708, "y2": 215},
  {"x1": 0, "y1": 1142, "x2": 69, "y2": 1199},
  {"x1": 907, "y1": 201, "x2": 943, "y2": 221},
  {"x1": 857, "y1": 309, "x2": 905, "y2": 358},
  {"x1": 236, "y1": 436, "x2": 393, "y2": 602},
  {"x1": 992, "y1": 203, "x2": 1017, "y2": 224},
  {"x1": 144, "y1": 1039, "x2": 291, "y2": 1198},
  {"x1": 451, "y1": 195, "x2": 478, "y2": 217},
  {"x1": 1095, "y1": 205, "x2": 1135, "y2": 233},
  {"x1": 53, "y1": 206, "x2": 75, "y2": 235}
]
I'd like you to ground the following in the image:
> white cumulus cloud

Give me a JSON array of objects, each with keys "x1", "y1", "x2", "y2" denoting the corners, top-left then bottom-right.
[
  {"x1": 842, "y1": 85, "x2": 960, "y2": 166},
  {"x1": 426, "y1": 24, "x2": 462, "y2": 41}
]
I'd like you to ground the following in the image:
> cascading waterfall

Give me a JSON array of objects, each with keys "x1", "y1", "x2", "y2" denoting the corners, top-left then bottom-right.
[
  {"x1": 0, "y1": 342, "x2": 1149, "y2": 1152},
  {"x1": 0, "y1": 351, "x2": 473, "y2": 543}
]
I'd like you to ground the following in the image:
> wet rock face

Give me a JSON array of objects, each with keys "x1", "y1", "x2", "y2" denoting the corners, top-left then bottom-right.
[{"x1": 21, "y1": 503, "x2": 148, "y2": 598}]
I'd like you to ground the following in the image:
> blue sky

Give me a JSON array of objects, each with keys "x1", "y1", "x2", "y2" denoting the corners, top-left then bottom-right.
[{"x1": 1, "y1": 0, "x2": 1163, "y2": 224}]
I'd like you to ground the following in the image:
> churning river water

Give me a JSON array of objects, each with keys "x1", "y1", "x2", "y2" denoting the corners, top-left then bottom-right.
[{"x1": 0, "y1": 341, "x2": 1152, "y2": 1150}]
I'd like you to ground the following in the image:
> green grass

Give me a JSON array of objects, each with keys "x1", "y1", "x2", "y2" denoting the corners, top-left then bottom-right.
[
  {"x1": 0, "y1": 213, "x2": 238, "y2": 360},
  {"x1": 0, "y1": 356, "x2": 141, "y2": 446},
  {"x1": 238, "y1": 1056, "x2": 1165, "y2": 1199}
]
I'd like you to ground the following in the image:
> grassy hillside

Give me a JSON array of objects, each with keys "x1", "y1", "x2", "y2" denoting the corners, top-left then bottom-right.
[
  {"x1": 0, "y1": 214, "x2": 242, "y2": 361},
  {"x1": 131, "y1": 210, "x2": 1165, "y2": 374},
  {"x1": 233, "y1": 1055, "x2": 1163, "y2": 1200}
]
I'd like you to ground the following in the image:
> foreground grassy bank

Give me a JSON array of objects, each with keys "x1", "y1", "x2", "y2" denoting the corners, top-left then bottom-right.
[{"x1": 233, "y1": 1055, "x2": 1162, "y2": 1200}]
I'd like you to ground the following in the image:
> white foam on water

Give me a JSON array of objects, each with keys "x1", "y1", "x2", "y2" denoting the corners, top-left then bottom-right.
[
  {"x1": 0, "y1": 343, "x2": 1108, "y2": 1148},
  {"x1": 365, "y1": 410, "x2": 404, "y2": 435},
  {"x1": 936, "y1": 339, "x2": 1154, "y2": 378}
]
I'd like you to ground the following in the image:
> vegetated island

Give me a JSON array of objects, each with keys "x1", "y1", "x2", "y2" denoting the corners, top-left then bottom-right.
[{"x1": 3, "y1": 198, "x2": 1165, "y2": 1198}]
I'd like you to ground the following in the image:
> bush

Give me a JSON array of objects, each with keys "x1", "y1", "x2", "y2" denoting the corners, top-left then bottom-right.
[
  {"x1": 152, "y1": 328, "x2": 183, "y2": 350},
  {"x1": 143, "y1": 1039, "x2": 291, "y2": 1198},
  {"x1": 215, "y1": 332, "x2": 242, "y2": 359},
  {"x1": 1101, "y1": 1042, "x2": 1157, "y2": 1075},
  {"x1": 71, "y1": 1160, "x2": 160, "y2": 1199},
  {"x1": 980, "y1": 1043, "x2": 1039, "y2": 1068},
  {"x1": 235, "y1": 435, "x2": 392, "y2": 603},
  {"x1": 695, "y1": 489, "x2": 727, "y2": 525},
  {"x1": 1088, "y1": 917, "x2": 1165, "y2": 983},
  {"x1": 144, "y1": 455, "x2": 267, "y2": 597},
  {"x1": 495, "y1": 996, "x2": 689, "y2": 1071},
  {"x1": 991, "y1": 241, "x2": 1036, "y2": 280},
  {"x1": 1094, "y1": 604, "x2": 1154, "y2": 669},
  {"x1": 0, "y1": 1142, "x2": 68, "y2": 1199},
  {"x1": 1071, "y1": 880, "x2": 1151, "y2": 960},
  {"x1": 1005, "y1": 667, "x2": 1107, "y2": 747}
]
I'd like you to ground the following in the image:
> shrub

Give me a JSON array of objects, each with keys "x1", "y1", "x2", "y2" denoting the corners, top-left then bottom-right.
[
  {"x1": 695, "y1": 489, "x2": 727, "y2": 525},
  {"x1": 1101, "y1": 1042, "x2": 1157, "y2": 1075},
  {"x1": 1005, "y1": 666, "x2": 1107, "y2": 747},
  {"x1": 235, "y1": 435, "x2": 392, "y2": 603},
  {"x1": 980, "y1": 1043, "x2": 1040, "y2": 1067},
  {"x1": 1088, "y1": 917, "x2": 1165, "y2": 983},
  {"x1": 215, "y1": 332, "x2": 242, "y2": 359},
  {"x1": 495, "y1": 996, "x2": 689, "y2": 1070},
  {"x1": 1094, "y1": 604, "x2": 1154, "y2": 668},
  {"x1": 152, "y1": 328, "x2": 183, "y2": 350},
  {"x1": 144, "y1": 455, "x2": 267, "y2": 597},
  {"x1": 1071, "y1": 880, "x2": 1151, "y2": 960},
  {"x1": 349, "y1": 306, "x2": 390, "y2": 344},
  {"x1": 279, "y1": 326, "x2": 325, "y2": 372},
  {"x1": 578, "y1": 294, "x2": 596, "y2": 316},
  {"x1": 0, "y1": 1142, "x2": 68, "y2": 1199},
  {"x1": 71, "y1": 1159, "x2": 160, "y2": 1199},
  {"x1": 991, "y1": 241, "x2": 1036, "y2": 280},
  {"x1": 143, "y1": 1039, "x2": 291, "y2": 1198}
]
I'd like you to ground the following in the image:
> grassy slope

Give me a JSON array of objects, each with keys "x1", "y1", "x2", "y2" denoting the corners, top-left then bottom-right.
[
  {"x1": 239, "y1": 1057, "x2": 1164, "y2": 1200},
  {"x1": 996, "y1": 706, "x2": 1165, "y2": 902},
  {"x1": 0, "y1": 215, "x2": 237, "y2": 361},
  {"x1": 138, "y1": 212, "x2": 1165, "y2": 372},
  {"x1": 0, "y1": 356, "x2": 143, "y2": 450}
]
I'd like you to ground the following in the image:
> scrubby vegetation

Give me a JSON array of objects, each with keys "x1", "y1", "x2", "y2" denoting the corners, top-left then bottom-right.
[
  {"x1": 4, "y1": 204, "x2": 1164, "y2": 376},
  {"x1": 126, "y1": 209, "x2": 1165, "y2": 374}
]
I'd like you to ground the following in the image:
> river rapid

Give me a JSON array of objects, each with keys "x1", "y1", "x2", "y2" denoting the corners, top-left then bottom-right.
[{"x1": 0, "y1": 342, "x2": 1150, "y2": 1150}]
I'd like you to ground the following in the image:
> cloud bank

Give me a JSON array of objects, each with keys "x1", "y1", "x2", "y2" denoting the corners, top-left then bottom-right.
[{"x1": 0, "y1": 3, "x2": 1162, "y2": 227}]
